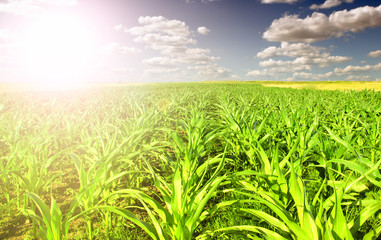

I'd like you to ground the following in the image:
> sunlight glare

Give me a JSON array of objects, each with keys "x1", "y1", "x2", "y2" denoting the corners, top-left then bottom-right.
[{"x1": 19, "y1": 13, "x2": 97, "y2": 88}]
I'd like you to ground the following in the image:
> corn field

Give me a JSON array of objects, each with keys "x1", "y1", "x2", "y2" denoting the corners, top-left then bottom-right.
[{"x1": 0, "y1": 83, "x2": 380, "y2": 239}]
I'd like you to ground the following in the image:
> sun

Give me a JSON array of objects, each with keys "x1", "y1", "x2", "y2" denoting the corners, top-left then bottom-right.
[{"x1": 19, "y1": 13, "x2": 97, "y2": 89}]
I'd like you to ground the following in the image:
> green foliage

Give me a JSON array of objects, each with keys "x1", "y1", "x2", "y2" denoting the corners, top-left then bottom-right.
[{"x1": 0, "y1": 83, "x2": 380, "y2": 239}]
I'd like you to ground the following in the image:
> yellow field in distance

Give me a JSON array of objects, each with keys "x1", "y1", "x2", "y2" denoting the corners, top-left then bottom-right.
[
  {"x1": 1, "y1": 81, "x2": 381, "y2": 93},
  {"x1": 259, "y1": 81, "x2": 381, "y2": 91},
  {"x1": 204, "y1": 81, "x2": 381, "y2": 91}
]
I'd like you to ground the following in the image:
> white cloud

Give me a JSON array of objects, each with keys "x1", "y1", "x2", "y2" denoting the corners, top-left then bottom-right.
[
  {"x1": 128, "y1": 16, "x2": 192, "y2": 37},
  {"x1": 255, "y1": 55, "x2": 350, "y2": 76},
  {"x1": 134, "y1": 34, "x2": 195, "y2": 53},
  {"x1": 263, "y1": 13, "x2": 335, "y2": 42},
  {"x1": 197, "y1": 26, "x2": 210, "y2": 35},
  {"x1": 345, "y1": 75, "x2": 370, "y2": 81},
  {"x1": 330, "y1": 5, "x2": 381, "y2": 33},
  {"x1": 259, "y1": 59, "x2": 311, "y2": 71},
  {"x1": 285, "y1": 62, "x2": 381, "y2": 81},
  {"x1": 293, "y1": 54, "x2": 351, "y2": 68},
  {"x1": 334, "y1": 63, "x2": 381, "y2": 75},
  {"x1": 310, "y1": 0, "x2": 353, "y2": 10},
  {"x1": 247, "y1": 70, "x2": 264, "y2": 77},
  {"x1": 0, "y1": 0, "x2": 77, "y2": 15},
  {"x1": 189, "y1": 64, "x2": 232, "y2": 78},
  {"x1": 104, "y1": 42, "x2": 141, "y2": 55},
  {"x1": 181, "y1": 48, "x2": 219, "y2": 64},
  {"x1": 256, "y1": 42, "x2": 351, "y2": 71},
  {"x1": 113, "y1": 24, "x2": 123, "y2": 31},
  {"x1": 142, "y1": 57, "x2": 178, "y2": 68},
  {"x1": 145, "y1": 67, "x2": 179, "y2": 74},
  {"x1": 126, "y1": 16, "x2": 234, "y2": 79},
  {"x1": 253, "y1": 41, "x2": 353, "y2": 81},
  {"x1": 287, "y1": 71, "x2": 333, "y2": 81},
  {"x1": 126, "y1": 16, "x2": 196, "y2": 56},
  {"x1": 263, "y1": 5, "x2": 381, "y2": 42},
  {"x1": 261, "y1": 0, "x2": 300, "y2": 3},
  {"x1": 257, "y1": 42, "x2": 324, "y2": 58},
  {"x1": 368, "y1": 50, "x2": 381, "y2": 58},
  {"x1": 247, "y1": 69, "x2": 270, "y2": 78}
]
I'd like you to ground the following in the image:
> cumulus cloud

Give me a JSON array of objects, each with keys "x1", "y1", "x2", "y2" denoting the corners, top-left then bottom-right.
[
  {"x1": 263, "y1": 5, "x2": 381, "y2": 42},
  {"x1": 181, "y1": 48, "x2": 220, "y2": 64},
  {"x1": 261, "y1": 0, "x2": 300, "y2": 3},
  {"x1": 113, "y1": 24, "x2": 124, "y2": 31},
  {"x1": 284, "y1": 62, "x2": 381, "y2": 81},
  {"x1": 334, "y1": 63, "x2": 381, "y2": 75},
  {"x1": 263, "y1": 13, "x2": 336, "y2": 42},
  {"x1": 368, "y1": 50, "x2": 381, "y2": 58},
  {"x1": 126, "y1": 16, "x2": 196, "y2": 56},
  {"x1": 246, "y1": 68, "x2": 291, "y2": 80},
  {"x1": 256, "y1": 55, "x2": 350, "y2": 76},
  {"x1": 104, "y1": 42, "x2": 141, "y2": 55},
  {"x1": 142, "y1": 57, "x2": 178, "y2": 68},
  {"x1": 345, "y1": 75, "x2": 370, "y2": 81},
  {"x1": 257, "y1": 42, "x2": 351, "y2": 69},
  {"x1": 287, "y1": 71, "x2": 333, "y2": 81},
  {"x1": 128, "y1": 16, "x2": 192, "y2": 37},
  {"x1": 251, "y1": 41, "x2": 353, "y2": 81},
  {"x1": 257, "y1": 42, "x2": 325, "y2": 58},
  {"x1": 310, "y1": 0, "x2": 353, "y2": 10},
  {"x1": 247, "y1": 69, "x2": 269, "y2": 78},
  {"x1": 126, "y1": 16, "x2": 233, "y2": 79},
  {"x1": 259, "y1": 59, "x2": 311, "y2": 71},
  {"x1": 0, "y1": 0, "x2": 77, "y2": 15},
  {"x1": 197, "y1": 26, "x2": 210, "y2": 35},
  {"x1": 189, "y1": 64, "x2": 232, "y2": 78},
  {"x1": 145, "y1": 67, "x2": 179, "y2": 74},
  {"x1": 293, "y1": 54, "x2": 351, "y2": 68}
]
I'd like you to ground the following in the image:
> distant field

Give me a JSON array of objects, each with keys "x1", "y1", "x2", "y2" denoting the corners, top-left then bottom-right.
[
  {"x1": 2, "y1": 81, "x2": 381, "y2": 93},
  {"x1": 0, "y1": 82, "x2": 150, "y2": 93},
  {"x1": 203, "y1": 80, "x2": 381, "y2": 91},
  {"x1": 259, "y1": 81, "x2": 381, "y2": 91}
]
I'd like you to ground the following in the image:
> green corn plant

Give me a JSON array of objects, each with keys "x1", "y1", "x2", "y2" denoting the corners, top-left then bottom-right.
[
  {"x1": 217, "y1": 149, "x2": 381, "y2": 240},
  {"x1": 12, "y1": 142, "x2": 63, "y2": 203},
  {"x1": 24, "y1": 193, "x2": 69, "y2": 240},
  {"x1": 216, "y1": 95, "x2": 271, "y2": 169},
  {"x1": 216, "y1": 163, "x2": 357, "y2": 239},
  {"x1": 99, "y1": 109, "x2": 236, "y2": 240},
  {"x1": 69, "y1": 112, "x2": 152, "y2": 238},
  {"x1": 70, "y1": 152, "x2": 132, "y2": 239},
  {"x1": 0, "y1": 118, "x2": 29, "y2": 216},
  {"x1": 99, "y1": 153, "x2": 234, "y2": 240},
  {"x1": 23, "y1": 190, "x2": 94, "y2": 240},
  {"x1": 1, "y1": 82, "x2": 381, "y2": 239}
]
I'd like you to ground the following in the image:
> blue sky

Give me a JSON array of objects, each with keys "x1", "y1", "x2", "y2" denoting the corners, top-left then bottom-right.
[{"x1": 0, "y1": 0, "x2": 380, "y2": 83}]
